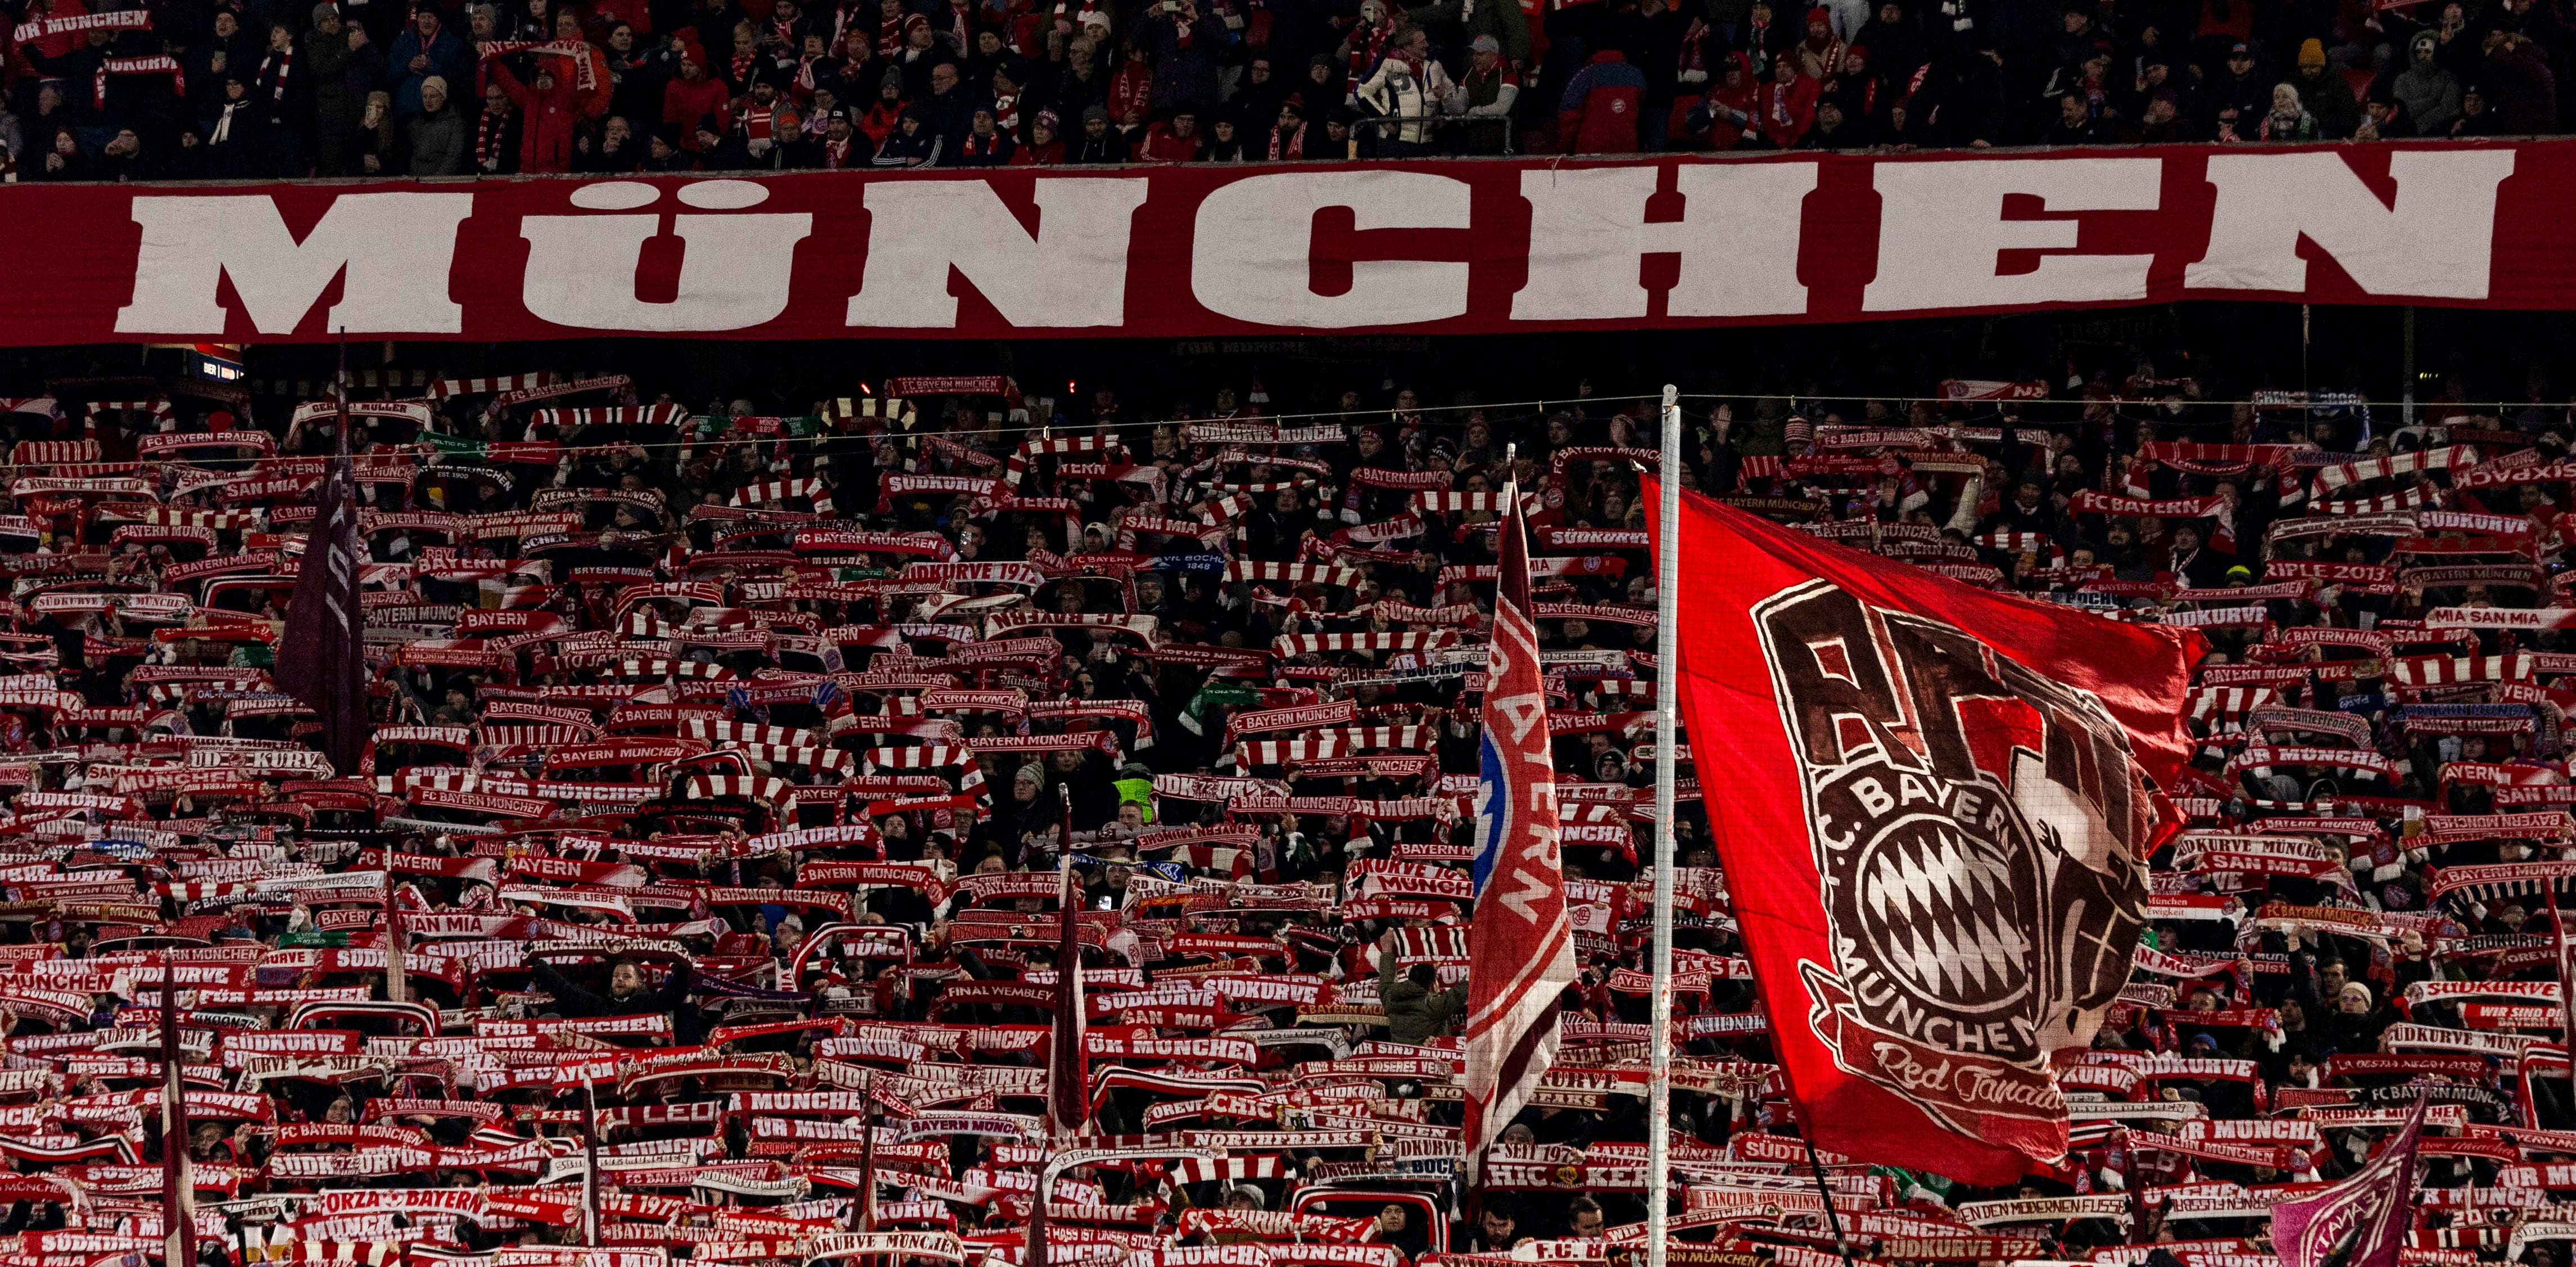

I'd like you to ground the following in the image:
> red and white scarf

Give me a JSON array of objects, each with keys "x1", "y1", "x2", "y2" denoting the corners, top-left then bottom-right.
[
  {"x1": 16, "y1": 7, "x2": 151, "y2": 42},
  {"x1": 95, "y1": 56, "x2": 184, "y2": 110},
  {"x1": 1266, "y1": 117, "x2": 1305, "y2": 159},
  {"x1": 258, "y1": 42, "x2": 295, "y2": 105},
  {"x1": 477, "y1": 107, "x2": 512, "y2": 170},
  {"x1": 476, "y1": 40, "x2": 599, "y2": 89}
]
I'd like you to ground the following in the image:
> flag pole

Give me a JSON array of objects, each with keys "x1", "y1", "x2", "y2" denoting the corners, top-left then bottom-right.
[
  {"x1": 1654, "y1": 440, "x2": 1857, "y2": 1267},
  {"x1": 1647, "y1": 386, "x2": 1681, "y2": 1267},
  {"x1": 160, "y1": 952, "x2": 195, "y2": 1267}
]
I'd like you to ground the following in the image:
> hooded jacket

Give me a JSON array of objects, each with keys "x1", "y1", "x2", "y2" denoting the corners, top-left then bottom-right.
[
  {"x1": 2391, "y1": 31, "x2": 2463, "y2": 133},
  {"x1": 1556, "y1": 48, "x2": 1646, "y2": 152},
  {"x1": 1379, "y1": 944, "x2": 1468, "y2": 1045}
]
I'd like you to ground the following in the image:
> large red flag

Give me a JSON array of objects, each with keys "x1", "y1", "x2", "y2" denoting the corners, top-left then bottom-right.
[
  {"x1": 1461, "y1": 475, "x2": 1578, "y2": 1184},
  {"x1": 1647, "y1": 480, "x2": 2201, "y2": 1183}
]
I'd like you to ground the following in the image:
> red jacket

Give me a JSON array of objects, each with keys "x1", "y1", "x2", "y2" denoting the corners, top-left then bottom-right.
[
  {"x1": 1109, "y1": 60, "x2": 1153, "y2": 122},
  {"x1": 663, "y1": 74, "x2": 733, "y2": 149},
  {"x1": 1555, "y1": 49, "x2": 1644, "y2": 154},
  {"x1": 495, "y1": 61, "x2": 583, "y2": 173},
  {"x1": 1756, "y1": 72, "x2": 1817, "y2": 147},
  {"x1": 1135, "y1": 122, "x2": 1201, "y2": 162}
]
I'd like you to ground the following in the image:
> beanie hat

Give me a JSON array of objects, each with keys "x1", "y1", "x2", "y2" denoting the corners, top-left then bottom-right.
[
  {"x1": 313, "y1": 2, "x2": 338, "y2": 22},
  {"x1": 2297, "y1": 38, "x2": 2326, "y2": 69}
]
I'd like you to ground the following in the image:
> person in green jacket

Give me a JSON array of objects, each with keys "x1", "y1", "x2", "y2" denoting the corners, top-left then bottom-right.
[{"x1": 1378, "y1": 929, "x2": 1468, "y2": 1045}]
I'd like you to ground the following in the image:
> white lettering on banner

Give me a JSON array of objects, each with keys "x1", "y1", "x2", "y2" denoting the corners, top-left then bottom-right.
[
  {"x1": 1190, "y1": 170, "x2": 1471, "y2": 327},
  {"x1": 115, "y1": 192, "x2": 473, "y2": 334},
  {"x1": 1507, "y1": 163, "x2": 1816, "y2": 320},
  {"x1": 2186, "y1": 149, "x2": 2516, "y2": 299},
  {"x1": 845, "y1": 178, "x2": 1149, "y2": 328},
  {"x1": 1864, "y1": 158, "x2": 2162, "y2": 312},
  {"x1": 520, "y1": 180, "x2": 811, "y2": 330}
]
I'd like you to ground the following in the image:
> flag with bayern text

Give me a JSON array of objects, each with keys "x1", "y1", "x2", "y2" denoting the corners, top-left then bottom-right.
[
  {"x1": 1649, "y1": 478, "x2": 2200, "y2": 1184},
  {"x1": 1461, "y1": 474, "x2": 1578, "y2": 1185}
]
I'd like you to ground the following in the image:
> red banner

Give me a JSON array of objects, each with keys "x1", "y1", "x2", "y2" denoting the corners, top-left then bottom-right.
[
  {"x1": 0, "y1": 140, "x2": 2556, "y2": 344},
  {"x1": 1650, "y1": 480, "x2": 2202, "y2": 1186}
]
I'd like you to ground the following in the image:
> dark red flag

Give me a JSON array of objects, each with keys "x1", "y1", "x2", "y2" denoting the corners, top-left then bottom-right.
[
  {"x1": 274, "y1": 384, "x2": 368, "y2": 776},
  {"x1": 1045, "y1": 788, "x2": 1087, "y2": 1137},
  {"x1": 1647, "y1": 480, "x2": 2201, "y2": 1183}
]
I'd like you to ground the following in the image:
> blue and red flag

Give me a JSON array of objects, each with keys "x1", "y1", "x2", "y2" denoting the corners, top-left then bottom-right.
[{"x1": 1462, "y1": 476, "x2": 1577, "y2": 1184}]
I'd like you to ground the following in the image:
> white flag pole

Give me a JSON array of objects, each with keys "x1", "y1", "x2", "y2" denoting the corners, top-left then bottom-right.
[{"x1": 1647, "y1": 384, "x2": 1683, "y2": 1267}]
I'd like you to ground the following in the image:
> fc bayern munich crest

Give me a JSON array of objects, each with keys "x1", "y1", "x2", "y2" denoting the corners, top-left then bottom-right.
[{"x1": 1751, "y1": 580, "x2": 2151, "y2": 1152}]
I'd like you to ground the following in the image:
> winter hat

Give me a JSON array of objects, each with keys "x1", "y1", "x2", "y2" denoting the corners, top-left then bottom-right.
[
  {"x1": 2411, "y1": 30, "x2": 2438, "y2": 59},
  {"x1": 2297, "y1": 38, "x2": 2326, "y2": 69},
  {"x1": 313, "y1": 2, "x2": 338, "y2": 22},
  {"x1": 1081, "y1": 102, "x2": 1108, "y2": 123},
  {"x1": 1805, "y1": 4, "x2": 1831, "y2": 27},
  {"x1": 1079, "y1": 7, "x2": 1111, "y2": 31}
]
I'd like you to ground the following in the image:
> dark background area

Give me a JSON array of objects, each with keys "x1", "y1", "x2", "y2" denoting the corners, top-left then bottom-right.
[{"x1": 10, "y1": 301, "x2": 2576, "y2": 421}]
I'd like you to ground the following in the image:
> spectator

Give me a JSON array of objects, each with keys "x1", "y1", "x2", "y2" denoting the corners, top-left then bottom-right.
[
  {"x1": 491, "y1": 60, "x2": 583, "y2": 172},
  {"x1": 406, "y1": 75, "x2": 470, "y2": 174},
  {"x1": 809, "y1": 107, "x2": 876, "y2": 166},
  {"x1": 917, "y1": 60, "x2": 975, "y2": 144},
  {"x1": 954, "y1": 103, "x2": 1018, "y2": 161},
  {"x1": 1798, "y1": 92, "x2": 1869, "y2": 143},
  {"x1": 576, "y1": 112, "x2": 647, "y2": 170},
  {"x1": 1444, "y1": 34, "x2": 1520, "y2": 153},
  {"x1": 1201, "y1": 110, "x2": 1248, "y2": 158},
  {"x1": 1067, "y1": 101, "x2": 1130, "y2": 158},
  {"x1": 1558, "y1": 47, "x2": 1647, "y2": 151},
  {"x1": 1753, "y1": 49, "x2": 1817, "y2": 143},
  {"x1": 306, "y1": 5, "x2": 385, "y2": 176},
  {"x1": 2205, "y1": 40, "x2": 2271, "y2": 121},
  {"x1": 872, "y1": 106, "x2": 944, "y2": 163},
  {"x1": 2041, "y1": 84, "x2": 2103, "y2": 140},
  {"x1": 2484, "y1": 29, "x2": 2559, "y2": 131},
  {"x1": 2289, "y1": 38, "x2": 2361, "y2": 136},
  {"x1": 204, "y1": 77, "x2": 278, "y2": 177},
  {"x1": 388, "y1": 7, "x2": 471, "y2": 119},
  {"x1": 472, "y1": 79, "x2": 523, "y2": 174},
  {"x1": 663, "y1": 51, "x2": 733, "y2": 151},
  {"x1": 1012, "y1": 109, "x2": 1067, "y2": 162},
  {"x1": 28, "y1": 125, "x2": 88, "y2": 181},
  {"x1": 1405, "y1": 0, "x2": 1532, "y2": 69},
  {"x1": 1135, "y1": 104, "x2": 1206, "y2": 158},
  {"x1": 2392, "y1": 30, "x2": 2465, "y2": 134},
  {"x1": 1266, "y1": 92, "x2": 1315, "y2": 155},
  {"x1": 1355, "y1": 25, "x2": 1454, "y2": 155},
  {"x1": 1147, "y1": 0, "x2": 1230, "y2": 116}
]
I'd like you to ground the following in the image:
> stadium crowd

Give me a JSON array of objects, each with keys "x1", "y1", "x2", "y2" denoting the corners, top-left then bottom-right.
[
  {"x1": 1, "y1": 0, "x2": 2569, "y2": 178},
  {"x1": 0, "y1": 359, "x2": 2563, "y2": 1267}
]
